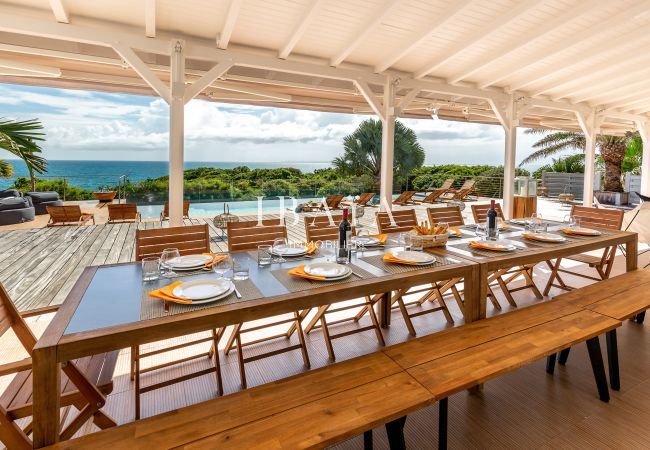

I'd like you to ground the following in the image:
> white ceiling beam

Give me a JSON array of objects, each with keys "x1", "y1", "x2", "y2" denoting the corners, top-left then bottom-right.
[
  {"x1": 145, "y1": 0, "x2": 156, "y2": 38},
  {"x1": 572, "y1": 76, "x2": 650, "y2": 104},
  {"x1": 0, "y1": 58, "x2": 62, "y2": 77},
  {"x1": 279, "y1": 0, "x2": 323, "y2": 59},
  {"x1": 184, "y1": 60, "x2": 234, "y2": 103},
  {"x1": 354, "y1": 79, "x2": 385, "y2": 120},
  {"x1": 527, "y1": 98, "x2": 591, "y2": 115},
  {"x1": 553, "y1": 65, "x2": 650, "y2": 102},
  {"x1": 374, "y1": 0, "x2": 473, "y2": 73},
  {"x1": 399, "y1": 78, "x2": 508, "y2": 102},
  {"x1": 217, "y1": 0, "x2": 242, "y2": 50},
  {"x1": 224, "y1": 74, "x2": 355, "y2": 95},
  {"x1": 528, "y1": 49, "x2": 650, "y2": 98},
  {"x1": 112, "y1": 42, "x2": 170, "y2": 102},
  {"x1": 608, "y1": 90, "x2": 650, "y2": 110},
  {"x1": 0, "y1": 67, "x2": 60, "y2": 77},
  {"x1": 329, "y1": 0, "x2": 400, "y2": 67},
  {"x1": 413, "y1": 0, "x2": 538, "y2": 79},
  {"x1": 446, "y1": 0, "x2": 604, "y2": 84},
  {"x1": 479, "y1": 1, "x2": 650, "y2": 89},
  {"x1": 47, "y1": 0, "x2": 69, "y2": 24},
  {"x1": 397, "y1": 88, "x2": 420, "y2": 114},
  {"x1": 597, "y1": 109, "x2": 645, "y2": 122}
]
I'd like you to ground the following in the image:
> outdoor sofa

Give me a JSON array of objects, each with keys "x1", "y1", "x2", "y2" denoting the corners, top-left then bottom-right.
[
  {"x1": 25, "y1": 191, "x2": 63, "y2": 215},
  {"x1": 0, "y1": 190, "x2": 35, "y2": 225}
]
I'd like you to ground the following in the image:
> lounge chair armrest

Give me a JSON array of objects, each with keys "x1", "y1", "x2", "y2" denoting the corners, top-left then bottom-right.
[
  {"x1": 20, "y1": 304, "x2": 60, "y2": 318},
  {"x1": 0, "y1": 358, "x2": 33, "y2": 376}
]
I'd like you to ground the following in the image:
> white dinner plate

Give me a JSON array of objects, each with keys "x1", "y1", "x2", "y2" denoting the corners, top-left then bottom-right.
[
  {"x1": 270, "y1": 244, "x2": 308, "y2": 256},
  {"x1": 523, "y1": 232, "x2": 567, "y2": 243},
  {"x1": 351, "y1": 236, "x2": 381, "y2": 246},
  {"x1": 304, "y1": 262, "x2": 351, "y2": 278},
  {"x1": 391, "y1": 250, "x2": 436, "y2": 265},
  {"x1": 470, "y1": 240, "x2": 517, "y2": 251},
  {"x1": 172, "y1": 278, "x2": 231, "y2": 301},
  {"x1": 190, "y1": 284, "x2": 235, "y2": 304},
  {"x1": 167, "y1": 254, "x2": 213, "y2": 270},
  {"x1": 561, "y1": 227, "x2": 602, "y2": 236}
]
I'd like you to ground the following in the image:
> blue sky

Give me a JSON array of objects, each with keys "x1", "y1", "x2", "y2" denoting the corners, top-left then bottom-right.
[{"x1": 0, "y1": 83, "x2": 544, "y2": 168}]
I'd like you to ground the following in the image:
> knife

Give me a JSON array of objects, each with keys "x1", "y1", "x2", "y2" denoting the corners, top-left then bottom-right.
[{"x1": 233, "y1": 284, "x2": 242, "y2": 299}]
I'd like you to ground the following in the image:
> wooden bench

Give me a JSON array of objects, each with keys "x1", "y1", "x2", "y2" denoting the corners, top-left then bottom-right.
[
  {"x1": 547, "y1": 269, "x2": 650, "y2": 391},
  {"x1": 47, "y1": 353, "x2": 433, "y2": 449}
]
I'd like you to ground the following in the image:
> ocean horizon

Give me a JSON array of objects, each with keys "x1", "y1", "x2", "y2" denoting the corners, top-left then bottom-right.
[{"x1": 1, "y1": 160, "x2": 333, "y2": 190}]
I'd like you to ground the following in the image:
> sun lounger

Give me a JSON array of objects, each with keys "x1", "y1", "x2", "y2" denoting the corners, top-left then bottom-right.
[
  {"x1": 393, "y1": 191, "x2": 417, "y2": 205},
  {"x1": 46, "y1": 205, "x2": 95, "y2": 226},
  {"x1": 300, "y1": 194, "x2": 345, "y2": 212},
  {"x1": 441, "y1": 179, "x2": 478, "y2": 202},
  {"x1": 160, "y1": 201, "x2": 190, "y2": 221},
  {"x1": 107, "y1": 203, "x2": 141, "y2": 223},
  {"x1": 341, "y1": 192, "x2": 377, "y2": 207}
]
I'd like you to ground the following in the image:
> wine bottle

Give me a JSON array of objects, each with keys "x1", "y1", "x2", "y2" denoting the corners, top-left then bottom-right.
[
  {"x1": 337, "y1": 208, "x2": 352, "y2": 263},
  {"x1": 487, "y1": 200, "x2": 498, "y2": 241}
]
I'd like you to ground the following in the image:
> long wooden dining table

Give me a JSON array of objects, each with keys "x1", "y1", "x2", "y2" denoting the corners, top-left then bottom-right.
[{"x1": 31, "y1": 224, "x2": 638, "y2": 447}]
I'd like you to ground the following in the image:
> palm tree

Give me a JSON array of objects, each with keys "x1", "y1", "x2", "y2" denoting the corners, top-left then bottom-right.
[
  {"x1": 0, "y1": 118, "x2": 47, "y2": 190},
  {"x1": 521, "y1": 129, "x2": 634, "y2": 192},
  {"x1": 333, "y1": 119, "x2": 425, "y2": 185}
]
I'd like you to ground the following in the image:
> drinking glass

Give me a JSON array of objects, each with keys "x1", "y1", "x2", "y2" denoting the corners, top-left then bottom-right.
[
  {"x1": 232, "y1": 259, "x2": 250, "y2": 281},
  {"x1": 257, "y1": 244, "x2": 272, "y2": 267},
  {"x1": 410, "y1": 234, "x2": 424, "y2": 252},
  {"x1": 142, "y1": 256, "x2": 160, "y2": 282},
  {"x1": 160, "y1": 248, "x2": 180, "y2": 278},
  {"x1": 475, "y1": 223, "x2": 487, "y2": 239},
  {"x1": 272, "y1": 237, "x2": 288, "y2": 263},
  {"x1": 564, "y1": 215, "x2": 577, "y2": 229},
  {"x1": 212, "y1": 253, "x2": 231, "y2": 279}
]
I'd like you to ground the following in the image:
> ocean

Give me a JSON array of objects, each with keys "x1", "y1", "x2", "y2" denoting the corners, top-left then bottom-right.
[{"x1": 0, "y1": 160, "x2": 332, "y2": 190}]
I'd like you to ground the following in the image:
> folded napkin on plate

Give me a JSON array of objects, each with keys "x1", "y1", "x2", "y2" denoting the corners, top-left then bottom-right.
[
  {"x1": 559, "y1": 228, "x2": 597, "y2": 236},
  {"x1": 288, "y1": 265, "x2": 326, "y2": 281},
  {"x1": 203, "y1": 253, "x2": 228, "y2": 267},
  {"x1": 469, "y1": 241, "x2": 508, "y2": 251},
  {"x1": 383, "y1": 252, "x2": 420, "y2": 265},
  {"x1": 304, "y1": 241, "x2": 319, "y2": 254},
  {"x1": 148, "y1": 281, "x2": 192, "y2": 304},
  {"x1": 369, "y1": 234, "x2": 388, "y2": 244},
  {"x1": 522, "y1": 233, "x2": 556, "y2": 242},
  {"x1": 449, "y1": 227, "x2": 461, "y2": 236}
]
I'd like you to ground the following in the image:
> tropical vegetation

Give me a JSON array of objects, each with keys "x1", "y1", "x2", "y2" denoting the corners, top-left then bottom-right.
[
  {"x1": 521, "y1": 129, "x2": 641, "y2": 192},
  {"x1": 0, "y1": 118, "x2": 47, "y2": 190},
  {"x1": 531, "y1": 154, "x2": 585, "y2": 179}
]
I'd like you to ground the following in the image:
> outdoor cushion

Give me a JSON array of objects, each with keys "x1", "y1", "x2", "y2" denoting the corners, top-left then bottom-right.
[
  {"x1": 0, "y1": 197, "x2": 30, "y2": 211},
  {"x1": 26, "y1": 191, "x2": 60, "y2": 203},
  {"x1": 0, "y1": 189, "x2": 20, "y2": 199}
]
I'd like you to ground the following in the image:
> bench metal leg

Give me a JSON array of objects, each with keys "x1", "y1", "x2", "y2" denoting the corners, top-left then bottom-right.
[
  {"x1": 439, "y1": 398, "x2": 448, "y2": 450},
  {"x1": 546, "y1": 353, "x2": 557, "y2": 374},
  {"x1": 586, "y1": 337, "x2": 610, "y2": 402},
  {"x1": 606, "y1": 329, "x2": 620, "y2": 391},
  {"x1": 636, "y1": 311, "x2": 646, "y2": 324},
  {"x1": 385, "y1": 416, "x2": 406, "y2": 450},
  {"x1": 363, "y1": 430, "x2": 373, "y2": 450},
  {"x1": 558, "y1": 348, "x2": 571, "y2": 365}
]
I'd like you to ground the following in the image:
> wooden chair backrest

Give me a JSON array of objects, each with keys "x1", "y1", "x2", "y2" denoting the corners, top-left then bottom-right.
[
  {"x1": 376, "y1": 208, "x2": 418, "y2": 233},
  {"x1": 227, "y1": 219, "x2": 287, "y2": 252},
  {"x1": 571, "y1": 205, "x2": 624, "y2": 230},
  {"x1": 357, "y1": 193, "x2": 375, "y2": 205},
  {"x1": 325, "y1": 195, "x2": 344, "y2": 209},
  {"x1": 471, "y1": 203, "x2": 504, "y2": 224},
  {"x1": 394, "y1": 191, "x2": 415, "y2": 203},
  {"x1": 458, "y1": 179, "x2": 476, "y2": 191},
  {"x1": 439, "y1": 179, "x2": 454, "y2": 190},
  {"x1": 304, "y1": 214, "x2": 356, "y2": 242},
  {"x1": 427, "y1": 206, "x2": 465, "y2": 227},
  {"x1": 47, "y1": 205, "x2": 82, "y2": 223},
  {"x1": 107, "y1": 203, "x2": 138, "y2": 221},
  {"x1": 0, "y1": 283, "x2": 37, "y2": 356},
  {"x1": 162, "y1": 201, "x2": 191, "y2": 218},
  {"x1": 135, "y1": 224, "x2": 210, "y2": 261}
]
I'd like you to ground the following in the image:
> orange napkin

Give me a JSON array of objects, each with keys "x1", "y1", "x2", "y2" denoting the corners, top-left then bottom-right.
[
  {"x1": 383, "y1": 252, "x2": 420, "y2": 265},
  {"x1": 203, "y1": 253, "x2": 228, "y2": 268},
  {"x1": 469, "y1": 241, "x2": 509, "y2": 252},
  {"x1": 522, "y1": 233, "x2": 556, "y2": 242},
  {"x1": 148, "y1": 281, "x2": 192, "y2": 304},
  {"x1": 288, "y1": 265, "x2": 326, "y2": 280},
  {"x1": 559, "y1": 228, "x2": 597, "y2": 236},
  {"x1": 449, "y1": 227, "x2": 461, "y2": 236},
  {"x1": 370, "y1": 234, "x2": 388, "y2": 244},
  {"x1": 303, "y1": 241, "x2": 320, "y2": 255}
]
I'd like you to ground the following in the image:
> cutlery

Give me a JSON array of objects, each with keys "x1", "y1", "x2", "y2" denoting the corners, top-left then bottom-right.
[{"x1": 233, "y1": 285, "x2": 242, "y2": 299}]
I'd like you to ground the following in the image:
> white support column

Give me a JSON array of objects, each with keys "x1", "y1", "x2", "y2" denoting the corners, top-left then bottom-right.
[
  {"x1": 379, "y1": 77, "x2": 396, "y2": 211},
  {"x1": 576, "y1": 110, "x2": 598, "y2": 207},
  {"x1": 169, "y1": 40, "x2": 185, "y2": 226},
  {"x1": 636, "y1": 119, "x2": 650, "y2": 197},
  {"x1": 490, "y1": 95, "x2": 516, "y2": 219}
]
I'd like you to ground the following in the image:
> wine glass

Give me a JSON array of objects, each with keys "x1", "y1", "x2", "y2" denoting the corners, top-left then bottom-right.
[
  {"x1": 272, "y1": 237, "x2": 288, "y2": 263},
  {"x1": 355, "y1": 229, "x2": 370, "y2": 252},
  {"x1": 212, "y1": 253, "x2": 231, "y2": 279},
  {"x1": 160, "y1": 248, "x2": 180, "y2": 278},
  {"x1": 475, "y1": 223, "x2": 487, "y2": 239}
]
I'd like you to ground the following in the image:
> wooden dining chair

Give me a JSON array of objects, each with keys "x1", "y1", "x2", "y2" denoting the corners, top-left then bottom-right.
[
  {"x1": 393, "y1": 191, "x2": 417, "y2": 205},
  {"x1": 544, "y1": 205, "x2": 624, "y2": 295},
  {"x1": 160, "y1": 200, "x2": 190, "y2": 222},
  {"x1": 224, "y1": 219, "x2": 311, "y2": 388},
  {"x1": 427, "y1": 205, "x2": 465, "y2": 227},
  {"x1": 470, "y1": 202, "x2": 543, "y2": 308},
  {"x1": 374, "y1": 209, "x2": 456, "y2": 335},
  {"x1": 133, "y1": 224, "x2": 223, "y2": 419},
  {"x1": 107, "y1": 203, "x2": 141, "y2": 223},
  {"x1": 46, "y1": 205, "x2": 95, "y2": 226},
  {"x1": 0, "y1": 283, "x2": 118, "y2": 449},
  {"x1": 301, "y1": 215, "x2": 384, "y2": 360}
]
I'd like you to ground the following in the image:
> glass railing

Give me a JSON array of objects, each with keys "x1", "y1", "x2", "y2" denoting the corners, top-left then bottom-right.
[{"x1": 0, "y1": 175, "x2": 128, "y2": 202}]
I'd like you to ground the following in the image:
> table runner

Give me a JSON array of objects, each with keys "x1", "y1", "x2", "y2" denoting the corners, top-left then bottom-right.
[
  {"x1": 359, "y1": 253, "x2": 457, "y2": 275},
  {"x1": 271, "y1": 263, "x2": 375, "y2": 293},
  {"x1": 140, "y1": 277, "x2": 263, "y2": 320}
]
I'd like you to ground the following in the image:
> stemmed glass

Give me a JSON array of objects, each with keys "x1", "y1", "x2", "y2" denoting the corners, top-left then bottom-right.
[
  {"x1": 355, "y1": 229, "x2": 370, "y2": 252},
  {"x1": 160, "y1": 248, "x2": 180, "y2": 278},
  {"x1": 212, "y1": 252, "x2": 231, "y2": 279},
  {"x1": 272, "y1": 237, "x2": 288, "y2": 263}
]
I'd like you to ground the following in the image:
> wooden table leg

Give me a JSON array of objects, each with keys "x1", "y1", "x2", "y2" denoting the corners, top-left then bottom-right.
[
  {"x1": 378, "y1": 292, "x2": 391, "y2": 328},
  {"x1": 32, "y1": 346, "x2": 61, "y2": 448},
  {"x1": 626, "y1": 237, "x2": 638, "y2": 272},
  {"x1": 462, "y1": 263, "x2": 486, "y2": 323}
]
